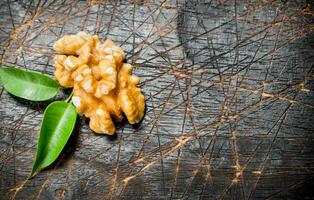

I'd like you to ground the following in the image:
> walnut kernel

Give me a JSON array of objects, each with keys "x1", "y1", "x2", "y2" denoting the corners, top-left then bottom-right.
[{"x1": 53, "y1": 32, "x2": 145, "y2": 135}]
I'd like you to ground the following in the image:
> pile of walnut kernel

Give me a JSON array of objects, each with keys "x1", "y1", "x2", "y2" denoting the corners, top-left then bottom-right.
[{"x1": 53, "y1": 32, "x2": 145, "y2": 135}]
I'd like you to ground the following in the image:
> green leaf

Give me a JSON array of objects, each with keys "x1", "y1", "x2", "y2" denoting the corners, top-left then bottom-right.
[
  {"x1": 29, "y1": 101, "x2": 77, "y2": 179},
  {"x1": 0, "y1": 67, "x2": 60, "y2": 101}
]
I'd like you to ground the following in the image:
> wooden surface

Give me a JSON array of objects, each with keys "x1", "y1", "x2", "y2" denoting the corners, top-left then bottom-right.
[{"x1": 1, "y1": 0, "x2": 314, "y2": 199}]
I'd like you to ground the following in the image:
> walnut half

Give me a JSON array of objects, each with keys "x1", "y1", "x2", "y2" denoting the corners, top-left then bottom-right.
[{"x1": 53, "y1": 32, "x2": 145, "y2": 135}]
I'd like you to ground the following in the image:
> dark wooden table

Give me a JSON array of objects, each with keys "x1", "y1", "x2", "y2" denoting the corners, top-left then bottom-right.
[{"x1": 1, "y1": 0, "x2": 314, "y2": 199}]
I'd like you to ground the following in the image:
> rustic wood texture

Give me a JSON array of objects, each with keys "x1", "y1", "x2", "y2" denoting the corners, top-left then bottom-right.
[{"x1": 1, "y1": 0, "x2": 314, "y2": 199}]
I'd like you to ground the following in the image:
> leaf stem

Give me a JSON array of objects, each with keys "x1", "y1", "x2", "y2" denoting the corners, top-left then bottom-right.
[{"x1": 65, "y1": 91, "x2": 73, "y2": 103}]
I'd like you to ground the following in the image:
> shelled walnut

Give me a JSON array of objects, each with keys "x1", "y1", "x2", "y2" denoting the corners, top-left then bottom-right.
[{"x1": 53, "y1": 32, "x2": 145, "y2": 135}]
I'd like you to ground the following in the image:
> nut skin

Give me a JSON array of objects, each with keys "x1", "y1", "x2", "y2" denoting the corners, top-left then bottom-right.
[
  {"x1": 53, "y1": 35, "x2": 86, "y2": 54},
  {"x1": 53, "y1": 32, "x2": 145, "y2": 135},
  {"x1": 117, "y1": 63, "x2": 145, "y2": 124},
  {"x1": 54, "y1": 55, "x2": 74, "y2": 88},
  {"x1": 72, "y1": 85, "x2": 116, "y2": 135}
]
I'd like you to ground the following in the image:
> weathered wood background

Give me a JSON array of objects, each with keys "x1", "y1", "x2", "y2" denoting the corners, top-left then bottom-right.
[{"x1": 1, "y1": 0, "x2": 314, "y2": 199}]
